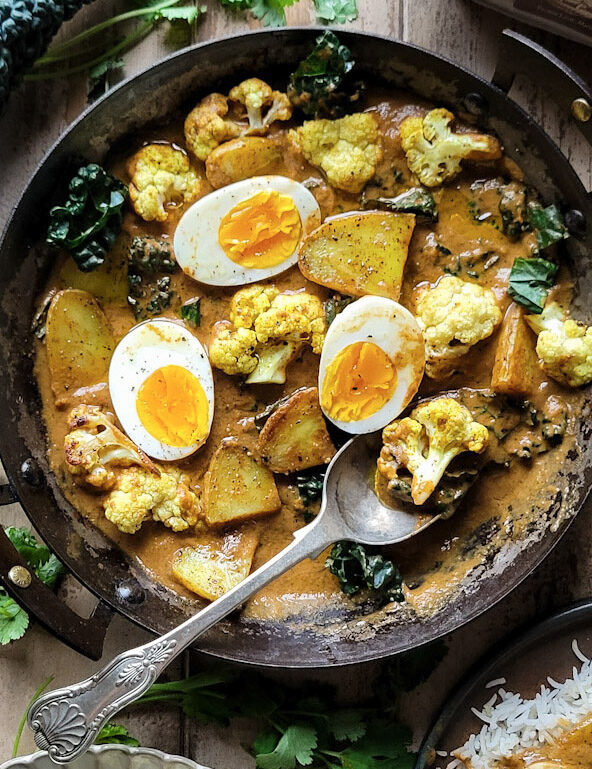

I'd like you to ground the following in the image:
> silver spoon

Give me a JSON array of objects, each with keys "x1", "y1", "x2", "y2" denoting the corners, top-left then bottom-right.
[{"x1": 28, "y1": 433, "x2": 441, "y2": 762}]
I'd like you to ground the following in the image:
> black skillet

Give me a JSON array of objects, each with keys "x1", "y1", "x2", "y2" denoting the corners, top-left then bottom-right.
[{"x1": 0, "y1": 28, "x2": 591, "y2": 666}]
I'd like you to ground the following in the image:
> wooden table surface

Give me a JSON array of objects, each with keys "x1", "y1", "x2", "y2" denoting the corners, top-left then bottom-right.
[{"x1": 1, "y1": 0, "x2": 591, "y2": 760}]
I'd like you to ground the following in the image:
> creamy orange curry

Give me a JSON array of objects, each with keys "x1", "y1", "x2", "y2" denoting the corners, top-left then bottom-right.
[{"x1": 32, "y1": 36, "x2": 586, "y2": 623}]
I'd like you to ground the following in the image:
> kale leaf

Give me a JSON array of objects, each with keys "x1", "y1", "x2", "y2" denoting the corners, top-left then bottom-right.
[
  {"x1": 508, "y1": 256, "x2": 558, "y2": 314},
  {"x1": 180, "y1": 298, "x2": 202, "y2": 327},
  {"x1": 295, "y1": 467, "x2": 327, "y2": 507},
  {"x1": 326, "y1": 542, "x2": 405, "y2": 604},
  {"x1": 363, "y1": 187, "x2": 438, "y2": 223},
  {"x1": 325, "y1": 294, "x2": 355, "y2": 326},
  {"x1": 528, "y1": 202, "x2": 569, "y2": 250},
  {"x1": 288, "y1": 31, "x2": 360, "y2": 119},
  {"x1": 46, "y1": 164, "x2": 128, "y2": 272}
]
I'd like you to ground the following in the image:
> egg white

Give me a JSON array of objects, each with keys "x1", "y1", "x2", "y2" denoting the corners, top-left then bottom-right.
[
  {"x1": 109, "y1": 318, "x2": 215, "y2": 460},
  {"x1": 173, "y1": 175, "x2": 322, "y2": 287},
  {"x1": 318, "y1": 296, "x2": 425, "y2": 435}
]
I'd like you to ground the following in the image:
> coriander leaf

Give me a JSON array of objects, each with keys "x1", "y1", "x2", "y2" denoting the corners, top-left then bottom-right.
[
  {"x1": 508, "y1": 256, "x2": 558, "y2": 314},
  {"x1": 0, "y1": 590, "x2": 29, "y2": 645},
  {"x1": 35, "y1": 554, "x2": 66, "y2": 589},
  {"x1": 88, "y1": 58, "x2": 124, "y2": 101},
  {"x1": 314, "y1": 0, "x2": 358, "y2": 23},
  {"x1": 288, "y1": 31, "x2": 360, "y2": 119},
  {"x1": 254, "y1": 730, "x2": 280, "y2": 756},
  {"x1": 256, "y1": 725, "x2": 318, "y2": 769},
  {"x1": 326, "y1": 542, "x2": 404, "y2": 604},
  {"x1": 363, "y1": 188, "x2": 437, "y2": 223},
  {"x1": 47, "y1": 164, "x2": 128, "y2": 272},
  {"x1": 95, "y1": 722, "x2": 140, "y2": 746},
  {"x1": 250, "y1": 0, "x2": 297, "y2": 26},
  {"x1": 528, "y1": 202, "x2": 569, "y2": 250},
  {"x1": 341, "y1": 720, "x2": 414, "y2": 769},
  {"x1": 4, "y1": 527, "x2": 65, "y2": 587},
  {"x1": 159, "y1": 4, "x2": 202, "y2": 21},
  {"x1": 220, "y1": 0, "x2": 254, "y2": 7},
  {"x1": 180, "y1": 298, "x2": 201, "y2": 327},
  {"x1": 326, "y1": 709, "x2": 367, "y2": 742}
]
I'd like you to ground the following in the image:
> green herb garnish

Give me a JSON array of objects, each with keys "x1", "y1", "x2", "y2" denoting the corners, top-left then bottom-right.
[
  {"x1": 364, "y1": 187, "x2": 437, "y2": 222},
  {"x1": 326, "y1": 541, "x2": 404, "y2": 604},
  {"x1": 127, "y1": 236, "x2": 177, "y2": 319},
  {"x1": 180, "y1": 298, "x2": 202, "y2": 327},
  {"x1": 46, "y1": 164, "x2": 128, "y2": 272},
  {"x1": 313, "y1": 0, "x2": 358, "y2": 23},
  {"x1": 288, "y1": 31, "x2": 359, "y2": 118},
  {"x1": 508, "y1": 256, "x2": 558, "y2": 314},
  {"x1": 295, "y1": 467, "x2": 326, "y2": 508},
  {"x1": 527, "y1": 202, "x2": 569, "y2": 250},
  {"x1": 325, "y1": 294, "x2": 355, "y2": 326},
  {"x1": 95, "y1": 723, "x2": 140, "y2": 746}
]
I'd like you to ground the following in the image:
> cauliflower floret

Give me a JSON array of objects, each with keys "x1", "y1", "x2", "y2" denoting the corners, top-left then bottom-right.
[
  {"x1": 399, "y1": 108, "x2": 502, "y2": 188},
  {"x1": 228, "y1": 78, "x2": 292, "y2": 133},
  {"x1": 104, "y1": 466, "x2": 199, "y2": 534},
  {"x1": 378, "y1": 397, "x2": 489, "y2": 505},
  {"x1": 209, "y1": 322, "x2": 259, "y2": 376},
  {"x1": 185, "y1": 81, "x2": 292, "y2": 162},
  {"x1": 254, "y1": 292, "x2": 327, "y2": 354},
  {"x1": 64, "y1": 405, "x2": 155, "y2": 491},
  {"x1": 127, "y1": 144, "x2": 201, "y2": 222},
  {"x1": 416, "y1": 275, "x2": 502, "y2": 378},
  {"x1": 292, "y1": 113, "x2": 382, "y2": 194},
  {"x1": 525, "y1": 302, "x2": 592, "y2": 387},
  {"x1": 209, "y1": 286, "x2": 326, "y2": 383},
  {"x1": 229, "y1": 285, "x2": 280, "y2": 329}
]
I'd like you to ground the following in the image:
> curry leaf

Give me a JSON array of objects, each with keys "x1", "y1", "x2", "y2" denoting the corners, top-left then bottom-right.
[{"x1": 508, "y1": 256, "x2": 558, "y2": 314}]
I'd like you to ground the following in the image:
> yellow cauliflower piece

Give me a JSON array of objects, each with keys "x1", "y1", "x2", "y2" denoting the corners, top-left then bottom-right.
[
  {"x1": 254, "y1": 292, "x2": 327, "y2": 355},
  {"x1": 104, "y1": 466, "x2": 199, "y2": 534},
  {"x1": 399, "y1": 108, "x2": 502, "y2": 188},
  {"x1": 378, "y1": 397, "x2": 489, "y2": 504},
  {"x1": 208, "y1": 322, "x2": 258, "y2": 376},
  {"x1": 416, "y1": 275, "x2": 502, "y2": 378},
  {"x1": 526, "y1": 302, "x2": 592, "y2": 387},
  {"x1": 185, "y1": 81, "x2": 292, "y2": 161},
  {"x1": 127, "y1": 144, "x2": 201, "y2": 222},
  {"x1": 228, "y1": 78, "x2": 292, "y2": 133},
  {"x1": 209, "y1": 286, "x2": 326, "y2": 383},
  {"x1": 293, "y1": 113, "x2": 382, "y2": 194},
  {"x1": 64, "y1": 405, "x2": 155, "y2": 491},
  {"x1": 229, "y1": 285, "x2": 279, "y2": 329}
]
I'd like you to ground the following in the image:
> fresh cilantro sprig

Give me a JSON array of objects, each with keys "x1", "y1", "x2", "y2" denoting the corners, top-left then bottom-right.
[
  {"x1": 220, "y1": 0, "x2": 358, "y2": 25},
  {"x1": 95, "y1": 723, "x2": 140, "y2": 745},
  {"x1": 0, "y1": 527, "x2": 65, "y2": 646}
]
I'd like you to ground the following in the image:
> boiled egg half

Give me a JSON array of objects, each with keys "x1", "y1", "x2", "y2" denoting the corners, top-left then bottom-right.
[
  {"x1": 173, "y1": 176, "x2": 321, "y2": 286},
  {"x1": 319, "y1": 296, "x2": 425, "y2": 434},
  {"x1": 109, "y1": 319, "x2": 214, "y2": 460}
]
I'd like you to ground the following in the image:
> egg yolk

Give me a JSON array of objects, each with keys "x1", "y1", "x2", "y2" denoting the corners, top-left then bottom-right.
[
  {"x1": 136, "y1": 365, "x2": 209, "y2": 447},
  {"x1": 218, "y1": 190, "x2": 302, "y2": 268},
  {"x1": 321, "y1": 342, "x2": 398, "y2": 422}
]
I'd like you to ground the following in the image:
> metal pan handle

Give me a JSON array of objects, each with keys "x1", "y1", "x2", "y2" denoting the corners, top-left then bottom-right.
[
  {"x1": 0, "y1": 483, "x2": 112, "y2": 660},
  {"x1": 492, "y1": 29, "x2": 592, "y2": 147}
]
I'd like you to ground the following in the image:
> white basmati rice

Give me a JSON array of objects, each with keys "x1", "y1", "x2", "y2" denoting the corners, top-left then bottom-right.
[{"x1": 450, "y1": 639, "x2": 592, "y2": 769}]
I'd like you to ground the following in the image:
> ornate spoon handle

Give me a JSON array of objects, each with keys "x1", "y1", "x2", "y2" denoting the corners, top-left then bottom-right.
[{"x1": 28, "y1": 513, "x2": 339, "y2": 763}]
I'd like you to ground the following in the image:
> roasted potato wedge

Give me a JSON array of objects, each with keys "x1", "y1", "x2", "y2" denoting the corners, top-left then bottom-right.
[
  {"x1": 258, "y1": 387, "x2": 336, "y2": 474},
  {"x1": 298, "y1": 211, "x2": 415, "y2": 301},
  {"x1": 204, "y1": 440, "x2": 281, "y2": 526},
  {"x1": 491, "y1": 302, "x2": 539, "y2": 397},
  {"x1": 46, "y1": 289, "x2": 115, "y2": 399},
  {"x1": 59, "y1": 240, "x2": 128, "y2": 305},
  {"x1": 206, "y1": 137, "x2": 281, "y2": 189},
  {"x1": 173, "y1": 528, "x2": 259, "y2": 601}
]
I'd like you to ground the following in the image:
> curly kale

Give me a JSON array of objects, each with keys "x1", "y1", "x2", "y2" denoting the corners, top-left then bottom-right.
[
  {"x1": 288, "y1": 31, "x2": 362, "y2": 118},
  {"x1": 0, "y1": 0, "x2": 93, "y2": 113},
  {"x1": 326, "y1": 541, "x2": 404, "y2": 605},
  {"x1": 46, "y1": 163, "x2": 128, "y2": 272}
]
